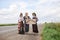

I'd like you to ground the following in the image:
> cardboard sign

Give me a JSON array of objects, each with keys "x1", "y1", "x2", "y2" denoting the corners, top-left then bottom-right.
[{"x1": 26, "y1": 19, "x2": 36, "y2": 24}]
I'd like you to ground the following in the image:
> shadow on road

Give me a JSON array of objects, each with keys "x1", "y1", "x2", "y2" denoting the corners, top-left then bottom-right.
[{"x1": 25, "y1": 33, "x2": 39, "y2": 36}]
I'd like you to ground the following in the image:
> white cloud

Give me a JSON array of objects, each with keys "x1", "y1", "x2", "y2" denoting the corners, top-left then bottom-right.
[
  {"x1": 0, "y1": 4, "x2": 18, "y2": 15},
  {"x1": 0, "y1": 0, "x2": 60, "y2": 23},
  {"x1": 18, "y1": 2, "x2": 27, "y2": 8},
  {"x1": 0, "y1": 3, "x2": 18, "y2": 22},
  {"x1": 34, "y1": 0, "x2": 60, "y2": 17},
  {"x1": 9, "y1": 4, "x2": 17, "y2": 11},
  {"x1": 39, "y1": 0, "x2": 48, "y2": 4}
]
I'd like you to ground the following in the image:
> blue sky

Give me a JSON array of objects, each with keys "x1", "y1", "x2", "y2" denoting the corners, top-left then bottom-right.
[{"x1": 0, "y1": 0, "x2": 60, "y2": 24}]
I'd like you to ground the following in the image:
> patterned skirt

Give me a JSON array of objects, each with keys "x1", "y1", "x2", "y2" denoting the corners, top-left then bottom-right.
[{"x1": 18, "y1": 21, "x2": 24, "y2": 31}]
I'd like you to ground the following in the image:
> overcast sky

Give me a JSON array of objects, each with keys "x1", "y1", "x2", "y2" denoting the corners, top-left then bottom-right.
[{"x1": 0, "y1": 0, "x2": 60, "y2": 24}]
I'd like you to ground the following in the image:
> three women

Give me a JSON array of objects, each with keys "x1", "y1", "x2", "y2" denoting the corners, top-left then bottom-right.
[{"x1": 18, "y1": 12, "x2": 38, "y2": 34}]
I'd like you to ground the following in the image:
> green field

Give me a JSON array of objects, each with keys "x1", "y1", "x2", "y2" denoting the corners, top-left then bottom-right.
[
  {"x1": 42, "y1": 23, "x2": 60, "y2": 40},
  {"x1": 0, "y1": 24, "x2": 18, "y2": 26}
]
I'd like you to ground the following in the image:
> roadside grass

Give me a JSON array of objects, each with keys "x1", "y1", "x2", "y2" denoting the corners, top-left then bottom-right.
[
  {"x1": 42, "y1": 23, "x2": 60, "y2": 40},
  {"x1": 0, "y1": 24, "x2": 18, "y2": 26}
]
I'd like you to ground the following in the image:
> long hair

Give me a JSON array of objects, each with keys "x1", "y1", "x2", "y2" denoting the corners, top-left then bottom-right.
[{"x1": 20, "y1": 13, "x2": 23, "y2": 17}]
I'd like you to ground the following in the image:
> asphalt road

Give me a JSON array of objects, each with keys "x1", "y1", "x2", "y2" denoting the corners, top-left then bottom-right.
[{"x1": 0, "y1": 24, "x2": 43, "y2": 40}]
